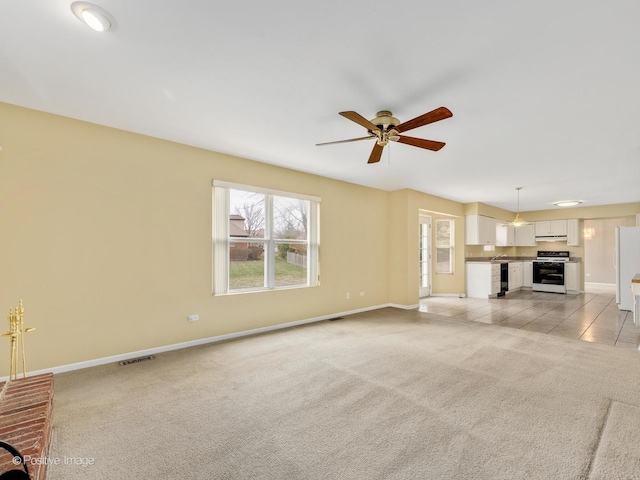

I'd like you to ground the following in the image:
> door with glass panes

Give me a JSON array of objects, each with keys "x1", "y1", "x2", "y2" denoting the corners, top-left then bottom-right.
[{"x1": 419, "y1": 215, "x2": 432, "y2": 297}]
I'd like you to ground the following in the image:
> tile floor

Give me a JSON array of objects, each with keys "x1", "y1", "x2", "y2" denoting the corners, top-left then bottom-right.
[{"x1": 419, "y1": 286, "x2": 640, "y2": 349}]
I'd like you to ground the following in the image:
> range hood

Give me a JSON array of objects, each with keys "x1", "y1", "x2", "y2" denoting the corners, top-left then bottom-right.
[{"x1": 535, "y1": 234, "x2": 567, "y2": 242}]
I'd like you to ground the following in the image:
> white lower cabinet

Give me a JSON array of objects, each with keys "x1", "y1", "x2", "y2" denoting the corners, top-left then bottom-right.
[
  {"x1": 466, "y1": 263, "x2": 501, "y2": 298},
  {"x1": 467, "y1": 262, "x2": 529, "y2": 298},
  {"x1": 508, "y1": 262, "x2": 523, "y2": 291},
  {"x1": 523, "y1": 261, "x2": 533, "y2": 288},
  {"x1": 565, "y1": 262, "x2": 581, "y2": 293}
]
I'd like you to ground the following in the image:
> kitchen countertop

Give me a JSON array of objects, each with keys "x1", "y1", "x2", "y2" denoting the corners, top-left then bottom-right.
[{"x1": 466, "y1": 257, "x2": 582, "y2": 263}]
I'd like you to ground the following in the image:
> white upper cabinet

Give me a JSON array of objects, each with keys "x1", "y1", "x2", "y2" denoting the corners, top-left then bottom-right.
[
  {"x1": 515, "y1": 224, "x2": 536, "y2": 246},
  {"x1": 535, "y1": 220, "x2": 567, "y2": 237},
  {"x1": 495, "y1": 221, "x2": 515, "y2": 246},
  {"x1": 567, "y1": 219, "x2": 580, "y2": 246},
  {"x1": 466, "y1": 215, "x2": 496, "y2": 245}
]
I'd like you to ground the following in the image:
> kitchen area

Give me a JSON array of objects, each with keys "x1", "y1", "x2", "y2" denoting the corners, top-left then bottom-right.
[
  {"x1": 416, "y1": 212, "x2": 640, "y2": 349},
  {"x1": 465, "y1": 215, "x2": 582, "y2": 298},
  {"x1": 462, "y1": 211, "x2": 640, "y2": 326}
]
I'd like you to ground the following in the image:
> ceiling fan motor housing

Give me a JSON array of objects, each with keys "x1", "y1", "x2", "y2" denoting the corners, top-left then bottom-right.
[{"x1": 372, "y1": 111, "x2": 400, "y2": 131}]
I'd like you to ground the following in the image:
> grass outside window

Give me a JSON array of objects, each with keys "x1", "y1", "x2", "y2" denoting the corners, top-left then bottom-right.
[{"x1": 229, "y1": 257, "x2": 307, "y2": 290}]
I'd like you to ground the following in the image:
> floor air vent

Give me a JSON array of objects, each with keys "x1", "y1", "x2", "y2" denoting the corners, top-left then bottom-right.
[{"x1": 120, "y1": 355, "x2": 154, "y2": 366}]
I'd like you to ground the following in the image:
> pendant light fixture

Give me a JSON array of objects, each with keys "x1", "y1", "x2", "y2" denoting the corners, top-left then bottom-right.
[{"x1": 510, "y1": 187, "x2": 528, "y2": 227}]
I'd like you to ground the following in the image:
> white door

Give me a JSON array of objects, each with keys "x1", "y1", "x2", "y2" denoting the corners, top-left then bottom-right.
[{"x1": 419, "y1": 215, "x2": 432, "y2": 297}]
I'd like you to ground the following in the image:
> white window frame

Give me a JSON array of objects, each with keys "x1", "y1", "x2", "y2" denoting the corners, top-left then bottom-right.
[
  {"x1": 435, "y1": 218, "x2": 455, "y2": 275},
  {"x1": 212, "y1": 180, "x2": 320, "y2": 295}
]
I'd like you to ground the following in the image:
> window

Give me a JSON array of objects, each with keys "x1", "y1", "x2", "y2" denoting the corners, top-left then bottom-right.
[
  {"x1": 213, "y1": 181, "x2": 320, "y2": 294},
  {"x1": 435, "y1": 219, "x2": 454, "y2": 274}
]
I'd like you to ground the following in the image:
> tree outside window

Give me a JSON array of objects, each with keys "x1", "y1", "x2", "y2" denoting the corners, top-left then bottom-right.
[
  {"x1": 213, "y1": 182, "x2": 319, "y2": 295},
  {"x1": 435, "y1": 219, "x2": 454, "y2": 274}
]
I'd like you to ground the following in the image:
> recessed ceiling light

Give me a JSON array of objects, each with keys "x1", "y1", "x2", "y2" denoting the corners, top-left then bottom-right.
[
  {"x1": 553, "y1": 200, "x2": 583, "y2": 207},
  {"x1": 71, "y1": 2, "x2": 115, "y2": 32}
]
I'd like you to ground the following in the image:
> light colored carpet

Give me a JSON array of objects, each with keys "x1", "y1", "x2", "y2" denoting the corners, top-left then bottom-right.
[{"x1": 47, "y1": 308, "x2": 640, "y2": 479}]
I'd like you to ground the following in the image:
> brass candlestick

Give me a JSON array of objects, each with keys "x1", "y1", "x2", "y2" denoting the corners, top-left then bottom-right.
[{"x1": 2, "y1": 300, "x2": 35, "y2": 380}]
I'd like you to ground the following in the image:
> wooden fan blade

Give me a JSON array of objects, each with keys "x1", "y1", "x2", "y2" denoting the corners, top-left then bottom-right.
[
  {"x1": 316, "y1": 135, "x2": 375, "y2": 146},
  {"x1": 395, "y1": 135, "x2": 446, "y2": 151},
  {"x1": 394, "y1": 107, "x2": 452, "y2": 133},
  {"x1": 339, "y1": 111, "x2": 380, "y2": 133},
  {"x1": 368, "y1": 143, "x2": 384, "y2": 164}
]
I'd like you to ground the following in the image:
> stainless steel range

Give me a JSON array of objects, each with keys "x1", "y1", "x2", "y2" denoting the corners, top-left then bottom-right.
[{"x1": 532, "y1": 250, "x2": 570, "y2": 293}]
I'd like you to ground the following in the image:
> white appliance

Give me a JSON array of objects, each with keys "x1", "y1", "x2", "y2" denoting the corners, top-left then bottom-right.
[
  {"x1": 615, "y1": 226, "x2": 640, "y2": 311},
  {"x1": 532, "y1": 250, "x2": 570, "y2": 293}
]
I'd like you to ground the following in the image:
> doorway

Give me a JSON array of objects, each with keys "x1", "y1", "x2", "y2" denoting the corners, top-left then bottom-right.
[{"x1": 419, "y1": 214, "x2": 432, "y2": 298}]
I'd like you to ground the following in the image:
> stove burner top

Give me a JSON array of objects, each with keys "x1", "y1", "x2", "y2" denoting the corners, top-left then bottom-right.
[{"x1": 536, "y1": 250, "x2": 570, "y2": 262}]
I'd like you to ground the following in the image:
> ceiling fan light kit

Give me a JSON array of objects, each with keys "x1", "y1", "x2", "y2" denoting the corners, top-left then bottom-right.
[{"x1": 316, "y1": 106, "x2": 452, "y2": 164}]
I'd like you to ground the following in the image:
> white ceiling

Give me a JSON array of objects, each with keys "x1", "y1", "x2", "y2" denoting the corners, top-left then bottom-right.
[{"x1": 2, "y1": 1, "x2": 639, "y2": 212}]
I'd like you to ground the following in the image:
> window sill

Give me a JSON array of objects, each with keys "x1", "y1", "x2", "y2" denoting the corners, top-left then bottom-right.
[{"x1": 214, "y1": 284, "x2": 319, "y2": 296}]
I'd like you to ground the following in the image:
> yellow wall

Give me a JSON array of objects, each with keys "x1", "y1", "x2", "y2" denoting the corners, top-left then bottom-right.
[
  {"x1": 388, "y1": 188, "x2": 467, "y2": 305},
  {"x1": 518, "y1": 205, "x2": 639, "y2": 222},
  {"x1": 2, "y1": 102, "x2": 638, "y2": 375},
  {"x1": 465, "y1": 202, "x2": 514, "y2": 221},
  {"x1": 388, "y1": 190, "x2": 411, "y2": 306},
  {"x1": 409, "y1": 190, "x2": 466, "y2": 298},
  {"x1": 0, "y1": 102, "x2": 392, "y2": 374}
]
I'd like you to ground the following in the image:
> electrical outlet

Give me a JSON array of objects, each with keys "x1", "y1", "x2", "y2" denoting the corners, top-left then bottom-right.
[
  {"x1": 188, "y1": 314, "x2": 199, "y2": 322},
  {"x1": 346, "y1": 293, "x2": 350, "y2": 299},
  {"x1": 359, "y1": 292, "x2": 365, "y2": 296}
]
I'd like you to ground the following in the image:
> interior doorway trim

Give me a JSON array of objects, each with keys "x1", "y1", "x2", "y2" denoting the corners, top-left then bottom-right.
[{"x1": 419, "y1": 214, "x2": 432, "y2": 298}]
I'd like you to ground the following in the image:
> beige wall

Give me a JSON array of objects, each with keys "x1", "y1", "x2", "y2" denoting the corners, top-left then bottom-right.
[
  {"x1": 516, "y1": 205, "x2": 639, "y2": 222},
  {"x1": 388, "y1": 189, "x2": 466, "y2": 305},
  {"x1": 2, "y1": 101, "x2": 638, "y2": 375},
  {"x1": 584, "y1": 218, "x2": 628, "y2": 284},
  {"x1": 388, "y1": 190, "x2": 411, "y2": 306},
  {"x1": 0, "y1": 103, "x2": 393, "y2": 375},
  {"x1": 408, "y1": 190, "x2": 466, "y2": 297}
]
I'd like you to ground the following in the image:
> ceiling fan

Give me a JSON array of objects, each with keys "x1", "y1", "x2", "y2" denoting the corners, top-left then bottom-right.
[{"x1": 316, "y1": 107, "x2": 453, "y2": 164}]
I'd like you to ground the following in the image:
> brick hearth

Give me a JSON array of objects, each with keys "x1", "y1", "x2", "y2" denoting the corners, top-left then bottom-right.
[{"x1": 0, "y1": 373, "x2": 54, "y2": 480}]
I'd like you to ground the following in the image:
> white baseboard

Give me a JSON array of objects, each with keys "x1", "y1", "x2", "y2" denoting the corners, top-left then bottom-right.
[
  {"x1": 3, "y1": 302, "x2": 406, "y2": 381},
  {"x1": 388, "y1": 303, "x2": 420, "y2": 310}
]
